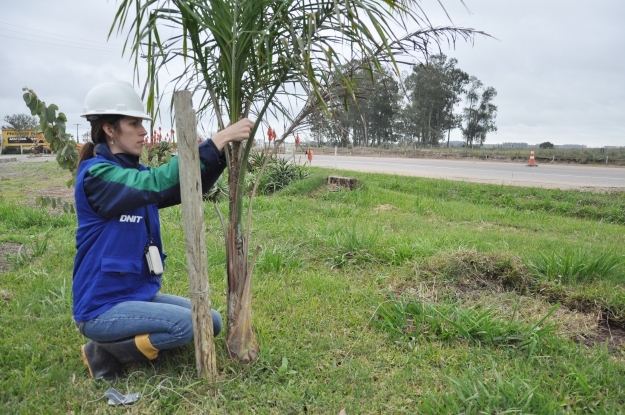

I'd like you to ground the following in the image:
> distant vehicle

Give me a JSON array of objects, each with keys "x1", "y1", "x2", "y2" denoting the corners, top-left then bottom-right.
[{"x1": 1, "y1": 129, "x2": 37, "y2": 147}]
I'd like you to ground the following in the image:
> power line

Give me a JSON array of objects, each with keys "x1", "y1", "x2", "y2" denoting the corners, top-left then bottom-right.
[
  {"x1": 0, "y1": 21, "x2": 122, "y2": 48},
  {"x1": 0, "y1": 34, "x2": 123, "y2": 53},
  {"x1": 0, "y1": 28, "x2": 121, "y2": 51}
]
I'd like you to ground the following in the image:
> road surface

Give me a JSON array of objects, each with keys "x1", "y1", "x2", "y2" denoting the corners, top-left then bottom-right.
[
  {"x1": 3, "y1": 153, "x2": 623, "y2": 191},
  {"x1": 297, "y1": 154, "x2": 625, "y2": 191}
]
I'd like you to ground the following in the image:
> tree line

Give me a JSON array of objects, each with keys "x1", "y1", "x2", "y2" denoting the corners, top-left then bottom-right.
[
  {"x1": 2, "y1": 114, "x2": 38, "y2": 132},
  {"x1": 306, "y1": 54, "x2": 497, "y2": 148}
]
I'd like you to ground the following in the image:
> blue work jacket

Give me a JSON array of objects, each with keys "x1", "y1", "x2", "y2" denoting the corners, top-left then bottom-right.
[{"x1": 73, "y1": 142, "x2": 225, "y2": 322}]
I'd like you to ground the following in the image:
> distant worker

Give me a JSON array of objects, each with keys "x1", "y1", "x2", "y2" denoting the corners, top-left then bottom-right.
[{"x1": 74, "y1": 81, "x2": 254, "y2": 383}]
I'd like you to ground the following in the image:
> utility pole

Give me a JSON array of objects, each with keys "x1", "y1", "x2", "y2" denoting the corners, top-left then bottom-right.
[{"x1": 74, "y1": 124, "x2": 81, "y2": 142}]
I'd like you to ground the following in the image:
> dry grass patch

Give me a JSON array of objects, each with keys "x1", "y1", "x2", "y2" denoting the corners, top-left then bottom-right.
[
  {"x1": 459, "y1": 291, "x2": 599, "y2": 338},
  {"x1": 423, "y1": 248, "x2": 532, "y2": 292},
  {"x1": 375, "y1": 204, "x2": 396, "y2": 213}
]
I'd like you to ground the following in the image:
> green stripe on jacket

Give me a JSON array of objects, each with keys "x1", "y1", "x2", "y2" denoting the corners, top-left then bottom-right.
[{"x1": 88, "y1": 157, "x2": 181, "y2": 192}]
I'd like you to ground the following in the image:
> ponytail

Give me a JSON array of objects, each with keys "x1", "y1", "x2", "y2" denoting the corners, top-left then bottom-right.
[
  {"x1": 77, "y1": 142, "x2": 96, "y2": 168},
  {"x1": 77, "y1": 115, "x2": 123, "y2": 169}
]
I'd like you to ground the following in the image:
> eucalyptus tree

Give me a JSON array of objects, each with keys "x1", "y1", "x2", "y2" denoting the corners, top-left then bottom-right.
[
  {"x1": 308, "y1": 104, "x2": 349, "y2": 147},
  {"x1": 461, "y1": 76, "x2": 498, "y2": 146},
  {"x1": 366, "y1": 69, "x2": 401, "y2": 146},
  {"x1": 402, "y1": 53, "x2": 469, "y2": 146},
  {"x1": 307, "y1": 63, "x2": 400, "y2": 147},
  {"x1": 345, "y1": 65, "x2": 400, "y2": 147},
  {"x1": 112, "y1": 0, "x2": 482, "y2": 363}
]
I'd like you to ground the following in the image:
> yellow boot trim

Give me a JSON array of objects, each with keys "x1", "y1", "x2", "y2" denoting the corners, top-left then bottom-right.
[{"x1": 135, "y1": 334, "x2": 159, "y2": 360}]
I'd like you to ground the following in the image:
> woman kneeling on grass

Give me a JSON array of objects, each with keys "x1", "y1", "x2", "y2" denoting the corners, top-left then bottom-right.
[{"x1": 74, "y1": 81, "x2": 253, "y2": 383}]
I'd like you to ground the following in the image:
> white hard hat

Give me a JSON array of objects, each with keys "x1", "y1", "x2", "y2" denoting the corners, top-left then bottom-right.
[{"x1": 80, "y1": 81, "x2": 151, "y2": 121}]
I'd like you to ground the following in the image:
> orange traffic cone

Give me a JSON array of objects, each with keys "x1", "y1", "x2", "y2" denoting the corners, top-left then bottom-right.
[{"x1": 527, "y1": 148, "x2": 538, "y2": 167}]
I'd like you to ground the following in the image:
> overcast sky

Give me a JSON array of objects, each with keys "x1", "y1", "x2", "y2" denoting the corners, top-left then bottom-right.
[{"x1": 1, "y1": 0, "x2": 623, "y2": 147}]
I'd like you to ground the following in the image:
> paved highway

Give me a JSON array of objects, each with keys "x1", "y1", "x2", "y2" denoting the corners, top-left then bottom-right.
[
  {"x1": 3, "y1": 153, "x2": 623, "y2": 191},
  {"x1": 298, "y1": 154, "x2": 625, "y2": 190}
]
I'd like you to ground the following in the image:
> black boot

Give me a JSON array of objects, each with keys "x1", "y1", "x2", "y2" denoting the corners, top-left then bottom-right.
[
  {"x1": 82, "y1": 334, "x2": 159, "y2": 383},
  {"x1": 101, "y1": 335, "x2": 158, "y2": 364},
  {"x1": 81, "y1": 341, "x2": 124, "y2": 383}
]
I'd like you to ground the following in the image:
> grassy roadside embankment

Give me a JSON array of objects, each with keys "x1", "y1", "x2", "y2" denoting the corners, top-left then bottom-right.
[
  {"x1": 309, "y1": 146, "x2": 625, "y2": 167},
  {"x1": 1, "y1": 161, "x2": 624, "y2": 413}
]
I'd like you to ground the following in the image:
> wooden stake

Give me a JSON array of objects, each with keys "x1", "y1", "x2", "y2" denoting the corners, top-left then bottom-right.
[{"x1": 174, "y1": 90, "x2": 217, "y2": 379}]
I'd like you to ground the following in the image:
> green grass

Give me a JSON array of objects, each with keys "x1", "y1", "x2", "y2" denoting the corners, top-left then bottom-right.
[
  {"x1": 359, "y1": 173, "x2": 625, "y2": 225},
  {"x1": 1, "y1": 163, "x2": 625, "y2": 413},
  {"x1": 0, "y1": 161, "x2": 71, "y2": 204},
  {"x1": 525, "y1": 249, "x2": 624, "y2": 284},
  {"x1": 375, "y1": 296, "x2": 560, "y2": 353}
]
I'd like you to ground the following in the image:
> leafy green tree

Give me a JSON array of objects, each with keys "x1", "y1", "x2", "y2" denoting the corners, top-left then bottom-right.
[
  {"x1": 113, "y1": 0, "x2": 482, "y2": 363},
  {"x1": 402, "y1": 54, "x2": 469, "y2": 146},
  {"x1": 349, "y1": 66, "x2": 400, "y2": 147},
  {"x1": 307, "y1": 63, "x2": 403, "y2": 147},
  {"x1": 461, "y1": 76, "x2": 497, "y2": 146},
  {"x1": 21, "y1": 90, "x2": 79, "y2": 178},
  {"x1": 81, "y1": 131, "x2": 91, "y2": 143},
  {"x1": 306, "y1": 68, "x2": 355, "y2": 147},
  {"x1": 3, "y1": 113, "x2": 37, "y2": 131},
  {"x1": 308, "y1": 104, "x2": 349, "y2": 147},
  {"x1": 539, "y1": 141, "x2": 554, "y2": 149}
]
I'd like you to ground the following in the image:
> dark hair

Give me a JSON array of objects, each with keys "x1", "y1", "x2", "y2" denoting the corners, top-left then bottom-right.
[{"x1": 77, "y1": 115, "x2": 123, "y2": 168}]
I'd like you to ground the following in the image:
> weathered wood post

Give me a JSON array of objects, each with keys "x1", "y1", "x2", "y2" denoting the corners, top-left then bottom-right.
[{"x1": 174, "y1": 90, "x2": 217, "y2": 379}]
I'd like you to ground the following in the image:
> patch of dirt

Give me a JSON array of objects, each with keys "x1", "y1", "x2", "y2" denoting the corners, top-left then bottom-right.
[
  {"x1": 327, "y1": 183, "x2": 341, "y2": 192},
  {"x1": 0, "y1": 289, "x2": 12, "y2": 301},
  {"x1": 375, "y1": 204, "x2": 396, "y2": 213},
  {"x1": 580, "y1": 323, "x2": 625, "y2": 352},
  {"x1": 23, "y1": 185, "x2": 74, "y2": 209},
  {"x1": 325, "y1": 183, "x2": 362, "y2": 193},
  {"x1": 0, "y1": 242, "x2": 22, "y2": 273}
]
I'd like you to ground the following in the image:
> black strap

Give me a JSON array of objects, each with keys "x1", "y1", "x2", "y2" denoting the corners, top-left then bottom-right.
[{"x1": 144, "y1": 206, "x2": 154, "y2": 245}]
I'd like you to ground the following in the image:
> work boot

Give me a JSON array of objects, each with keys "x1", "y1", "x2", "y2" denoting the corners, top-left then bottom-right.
[
  {"x1": 101, "y1": 334, "x2": 159, "y2": 364},
  {"x1": 81, "y1": 334, "x2": 159, "y2": 383},
  {"x1": 81, "y1": 341, "x2": 124, "y2": 383}
]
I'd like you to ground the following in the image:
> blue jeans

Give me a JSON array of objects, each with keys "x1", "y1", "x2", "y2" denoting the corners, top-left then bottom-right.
[{"x1": 82, "y1": 294, "x2": 222, "y2": 350}]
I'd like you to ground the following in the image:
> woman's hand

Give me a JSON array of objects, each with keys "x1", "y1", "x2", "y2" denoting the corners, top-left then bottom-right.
[{"x1": 210, "y1": 118, "x2": 255, "y2": 151}]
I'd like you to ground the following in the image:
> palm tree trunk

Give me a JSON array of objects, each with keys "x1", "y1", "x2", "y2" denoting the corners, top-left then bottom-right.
[{"x1": 225, "y1": 141, "x2": 259, "y2": 363}]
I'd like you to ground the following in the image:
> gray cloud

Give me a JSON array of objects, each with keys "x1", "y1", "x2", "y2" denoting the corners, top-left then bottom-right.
[
  {"x1": 1, "y1": 0, "x2": 623, "y2": 146},
  {"x1": 430, "y1": 0, "x2": 625, "y2": 146}
]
